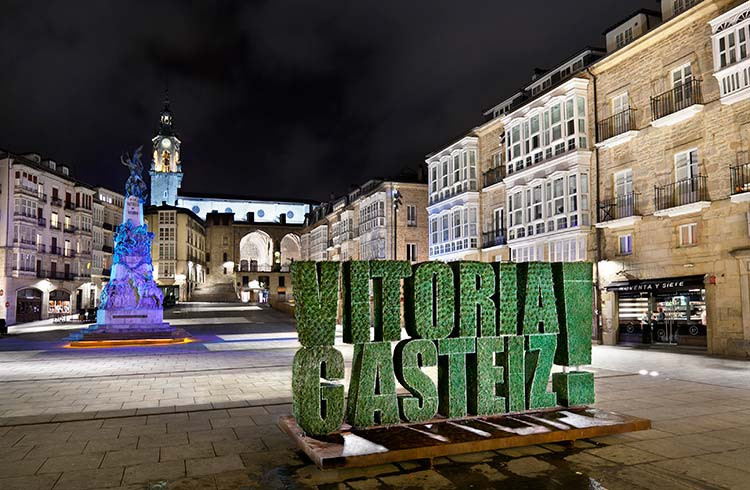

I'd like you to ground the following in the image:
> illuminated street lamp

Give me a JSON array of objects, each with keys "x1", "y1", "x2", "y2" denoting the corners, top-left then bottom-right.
[{"x1": 391, "y1": 188, "x2": 402, "y2": 260}]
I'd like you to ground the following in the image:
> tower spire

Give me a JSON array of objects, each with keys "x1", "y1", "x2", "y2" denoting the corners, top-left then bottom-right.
[{"x1": 159, "y1": 87, "x2": 175, "y2": 136}]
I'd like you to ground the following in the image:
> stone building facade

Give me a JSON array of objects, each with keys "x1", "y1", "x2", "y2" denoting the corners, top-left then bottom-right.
[
  {"x1": 92, "y1": 187, "x2": 124, "y2": 308},
  {"x1": 301, "y1": 178, "x2": 429, "y2": 264},
  {"x1": 0, "y1": 151, "x2": 122, "y2": 324},
  {"x1": 590, "y1": 0, "x2": 750, "y2": 357},
  {"x1": 144, "y1": 205, "x2": 207, "y2": 303}
]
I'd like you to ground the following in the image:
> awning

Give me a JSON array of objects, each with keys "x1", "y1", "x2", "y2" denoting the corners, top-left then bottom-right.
[{"x1": 606, "y1": 274, "x2": 706, "y2": 293}]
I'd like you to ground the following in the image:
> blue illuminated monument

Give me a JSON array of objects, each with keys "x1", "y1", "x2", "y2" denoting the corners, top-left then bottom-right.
[{"x1": 70, "y1": 148, "x2": 188, "y2": 345}]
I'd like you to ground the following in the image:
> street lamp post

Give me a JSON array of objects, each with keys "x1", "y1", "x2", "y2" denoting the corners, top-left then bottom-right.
[{"x1": 392, "y1": 188, "x2": 402, "y2": 260}]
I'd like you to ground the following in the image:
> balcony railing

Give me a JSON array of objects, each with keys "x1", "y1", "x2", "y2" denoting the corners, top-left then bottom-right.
[
  {"x1": 63, "y1": 225, "x2": 77, "y2": 233},
  {"x1": 50, "y1": 222, "x2": 61, "y2": 230},
  {"x1": 482, "y1": 230, "x2": 507, "y2": 248},
  {"x1": 482, "y1": 166, "x2": 506, "y2": 189},
  {"x1": 50, "y1": 197, "x2": 62, "y2": 207},
  {"x1": 63, "y1": 249, "x2": 75, "y2": 258},
  {"x1": 650, "y1": 80, "x2": 703, "y2": 121},
  {"x1": 37, "y1": 217, "x2": 47, "y2": 227},
  {"x1": 731, "y1": 163, "x2": 750, "y2": 195},
  {"x1": 102, "y1": 222, "x2": 114, "y2": 231},
  {"x1": 598, "y1": 108, "x2": 637, "y2": 142},
  {"x1": 36, "y1": 244, "x2": 46, "y2": 253},
  {"x1": 654, "y1": 176, "x2": 708, "y2": 211},
  {"x1": 598, "y1": 192, "x2": 639, "y2": 223},
  {"x1": 102, "y1": 245, "x2": 113, "y2": 253},
  {"x1": 64, "y1": 201, "x2": 75, "y2": 210},
  {"x1": 40, "y1": 271, "x2": 75, "y2": 281},
  {"x1": 49, "y1": 246, "x2": 63, "y2": 255}
]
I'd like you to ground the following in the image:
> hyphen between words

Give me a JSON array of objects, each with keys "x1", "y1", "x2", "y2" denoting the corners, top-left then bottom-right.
[{"x1": 290, "y1": 260, "x2": 595, "y2": 436}]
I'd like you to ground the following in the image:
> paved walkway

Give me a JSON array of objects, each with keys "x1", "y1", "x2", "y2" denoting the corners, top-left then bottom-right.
[{"x1": 0, "y1": 304, "x2": 747, "y2": 489}]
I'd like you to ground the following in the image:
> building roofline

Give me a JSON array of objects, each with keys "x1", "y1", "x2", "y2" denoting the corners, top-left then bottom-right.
[
  {"x1": 602, "y1": 8, "x2": 662, "y2": 35},
  {"x1": 0, "y1": 148, "x2": 95, "y2": 190},
  {"x1": 144, "y1": 203, "x2": 206, "y2": 226},
  {"x1": 178, "y1": 190, "x2": 318, "y2": 206}
]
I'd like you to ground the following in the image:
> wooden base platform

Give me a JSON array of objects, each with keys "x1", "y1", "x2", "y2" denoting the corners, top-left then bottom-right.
[{"x1": 279, "y1": 407, "x2": 651, "y2": 469}]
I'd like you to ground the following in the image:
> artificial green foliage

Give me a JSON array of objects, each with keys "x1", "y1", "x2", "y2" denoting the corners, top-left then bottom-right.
[
  {"x1": 437, "y1": 337, "x2": 475, "y2": 418},
  {"x1": 371, "y1": 260, "x2": 412, "y2": 342},
  {"x1": 552, "y1": 371, "x2": 595, "y2": 406},
  {"x1": 347, "y1": 342, "x2": 400, "y2": 428},
  {"x1": 525, "y1": 333, "x2": 558, "y2": 410},
  {"x1": 342, "y1": 261, "x2": 371, "y2": 344},
  {"x1": 394, "y1": 339, "x2": 439, "y2": 422},
  {"x1": 552, "y1": 262, "x2": 593, "y2": 366},
  {"x1": 453, "y1": 261, "x2": 496, "y2": 337},
  {"x1": 496, "y1": 263, "x2": 518, "y2": 335},
  {"x1": 519, "y1": 262, "x2": 560, "y2": 335},
  {"x1": 292, "y1": 346, "x2": 345, "y2": 436},
  {"x1": 468, "y1": 336, "x2": 506, "y2": 416},
  {"x1": 504, "y1": 335, "x2": 526, "y2": 412},
  {"x1": 404, "y1": 262, "x2": 455, "y2": 340},
  {"x1": 290, "y1": 261, "x2": 340, "y2": 347}
]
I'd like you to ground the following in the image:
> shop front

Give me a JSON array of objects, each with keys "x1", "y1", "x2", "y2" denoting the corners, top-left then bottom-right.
[{"x1": 607, "y1": 275, "x2": 707, "y2": 348}]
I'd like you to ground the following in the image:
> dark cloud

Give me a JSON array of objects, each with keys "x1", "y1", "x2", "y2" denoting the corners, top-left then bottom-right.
[{"x1": 0, "y1": 0, "x2": 656, "y2": 201}]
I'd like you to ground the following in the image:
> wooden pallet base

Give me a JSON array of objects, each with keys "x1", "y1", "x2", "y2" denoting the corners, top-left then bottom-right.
[{"x1": 279, "y1": 407, "x2": 650, "y2": 469}]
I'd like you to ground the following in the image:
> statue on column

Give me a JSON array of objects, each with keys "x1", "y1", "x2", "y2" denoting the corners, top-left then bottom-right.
[{"x1": 69, "y1": 147, "x2": 187, "y2": 345}]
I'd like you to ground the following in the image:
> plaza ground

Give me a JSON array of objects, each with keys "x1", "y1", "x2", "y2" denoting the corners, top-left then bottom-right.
[{"x1": 0, "y1": 304, "x2": 748, "y2": 489}]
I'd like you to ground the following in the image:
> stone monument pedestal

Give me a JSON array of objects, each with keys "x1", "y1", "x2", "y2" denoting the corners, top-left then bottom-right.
[{"x1": 69, "y1": 148, "x2": 189, "y2": 347}]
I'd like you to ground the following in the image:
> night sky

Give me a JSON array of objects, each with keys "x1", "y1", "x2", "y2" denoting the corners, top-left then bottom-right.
[{"x1": 0, "y1": 1, "x2": 656, "y2": 202}]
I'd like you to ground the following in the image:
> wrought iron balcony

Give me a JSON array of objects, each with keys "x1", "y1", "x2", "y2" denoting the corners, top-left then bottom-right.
[
  {"x1": 49, "y1": 246, "x2": 63, "y2": 255},
  {"x1": 50, "y1": 197, "x2": 63, "y2": 207},
  {"x1": 63, "y1": 249, "x2": 76, "y2": 258},
  {"x1": 36, "y1": 244, "x2": 46, "y2": 253},
  {"x1": 650, "y1": 80, "x2": 703, "y2": 122},
  {"x1": 64, "y1": 201, "x2": 75, "y2": 210},
  {"x1": 598, "y1": 192, "x2": 639, "y2": 223},
  {"x1": 482, "y1": 230, "x2": 507, "y2": 248},
  {"x1": 482, "y1": 166, "x2": 506, "y2": 189},
  {"x1": 37, "y1": 217, "x2": 47, "y2": 227},
  {"x1": 63, "y1": 224, "x2": 77, "y2": 233},
  {"x1": 50, "y1": 222, "x2": 61, "y2": 230},
  {"x1": 102, "y1": 245, "x2": 113, "y2": 253},
  {"x1": 654, "y1": 176, "x2": 708, "y2": 212},
  {"x1": 731, "y1": 163, "x2": 750, "y2": 195},
  {"x1": 598, "y1": 109, "x2": 637, "y2": 142}
]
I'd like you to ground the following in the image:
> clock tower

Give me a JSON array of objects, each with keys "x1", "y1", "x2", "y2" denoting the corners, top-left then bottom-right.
[{"x1": 149, "y1": 94, "x2": 183, "y2": 206}]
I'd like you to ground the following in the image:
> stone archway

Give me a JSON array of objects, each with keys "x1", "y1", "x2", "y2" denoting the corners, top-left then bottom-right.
[
  {"x1": 239, "y1": 230, "x2": 273, "y2": 272},
  {"x1": 280, "y1": 234, "x2": 301, "y2": 271}
]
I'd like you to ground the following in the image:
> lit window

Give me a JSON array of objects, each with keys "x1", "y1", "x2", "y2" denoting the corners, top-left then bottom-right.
[{"x1": 618, "y1": 235, "x2": 633, "y2": 255}]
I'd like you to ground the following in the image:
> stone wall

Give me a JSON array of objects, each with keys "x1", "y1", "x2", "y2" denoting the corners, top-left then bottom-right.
[{"x1": 592, "y1": 0, "x2": 750, "y2": 357}]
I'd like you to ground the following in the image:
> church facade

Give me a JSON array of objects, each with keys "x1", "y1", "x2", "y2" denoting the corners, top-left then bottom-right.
[{"x1": 147, "y1": 97, "x2": 313, "y2": 303}]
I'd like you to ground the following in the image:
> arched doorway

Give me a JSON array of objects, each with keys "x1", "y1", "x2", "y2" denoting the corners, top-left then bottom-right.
[
  {"x1": 280, "y1": 234, "x2": 301, "y2": 271},
  {"x1": 16, "y1": 288, "x2": 42, "y2": 323},
  {"x1": 239, "y1": 231, "x2": 273, "y2": 272}
]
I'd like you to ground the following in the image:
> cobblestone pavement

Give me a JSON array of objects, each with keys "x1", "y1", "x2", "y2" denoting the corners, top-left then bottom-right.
[{"x1": 0, "y1": 303, "x2": 748, "y2": 489}]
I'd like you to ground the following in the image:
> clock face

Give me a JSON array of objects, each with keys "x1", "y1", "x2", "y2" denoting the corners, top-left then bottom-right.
[{"x1": 161, "y1": 139, "x2": 172, "y2": 149}]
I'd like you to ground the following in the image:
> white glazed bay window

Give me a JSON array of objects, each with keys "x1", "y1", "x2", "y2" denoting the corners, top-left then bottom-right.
[
  {"x1": 427, "y1": 140, "x2": 478, "y2": 204},
  {"x1": 505, "y1": 92, "x2": 588, "y2": 175},
  {"x1": 428, "y1": 205, "x2": 478, "y2": 257},
  {"x1": 507, "y1": 172, "x2": 590, "y2": 241},
  {"x1": 711, "y1": 2, "x2": 750, "y2": 103}
]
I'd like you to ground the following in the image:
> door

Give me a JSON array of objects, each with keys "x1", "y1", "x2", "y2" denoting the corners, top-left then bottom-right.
[
  {"x1": 613, "y1": 169, "x2": 634, "y2": 218},
  {"x1": 16, "y1": 288, "x2": 42, "y2": 323},
  {"x1": 675, "y1": 150, "x2": 699, "y2": 205},
  {"x1": 672, "y1": 64, "x2": 693, "y2": 110}
]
